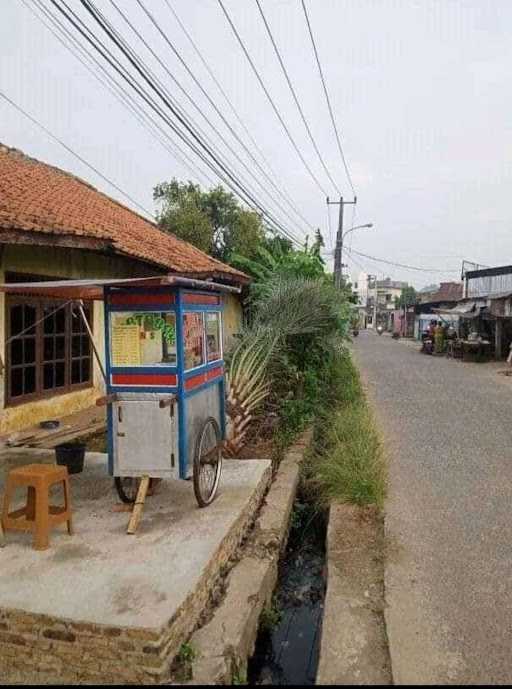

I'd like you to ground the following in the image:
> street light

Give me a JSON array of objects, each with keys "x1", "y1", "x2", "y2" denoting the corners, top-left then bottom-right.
[
  {"x1": 342, "y1": 223, "x2": 373, "y2": 241},
  {"x1": 322, "y1": 223, "x2": 374, "y2": 257}
]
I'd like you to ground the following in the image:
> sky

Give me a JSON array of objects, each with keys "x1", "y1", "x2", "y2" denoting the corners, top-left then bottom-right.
[{"x1": 2, "y1": 0, "x2": 512, "y2": 289}]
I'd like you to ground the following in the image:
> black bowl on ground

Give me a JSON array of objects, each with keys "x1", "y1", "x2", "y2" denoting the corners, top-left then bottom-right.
[
  {"x1": 55, "y1": 443, "x2": 86, "y2": 474},
  {"x1": 40, "y1": 419, "x2": 60, "y2": 430}
]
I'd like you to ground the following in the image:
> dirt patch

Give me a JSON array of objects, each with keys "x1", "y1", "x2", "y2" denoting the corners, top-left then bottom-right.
[{"x1": 235, "y1": 438, "x2": 275, "y2": 460}]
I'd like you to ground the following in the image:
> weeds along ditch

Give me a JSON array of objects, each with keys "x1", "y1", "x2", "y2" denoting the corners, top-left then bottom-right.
[
  {"x1": 248, "y1": 488, "x2": 328, "y2": 686},
  {"x1": 248, "y1": 350, "x2": 385, "y2": 685}
]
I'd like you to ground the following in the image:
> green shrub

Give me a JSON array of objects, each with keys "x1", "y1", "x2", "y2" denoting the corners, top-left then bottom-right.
[{"x1": 306, "y1": 353, "x2": 386, "y2": 508}]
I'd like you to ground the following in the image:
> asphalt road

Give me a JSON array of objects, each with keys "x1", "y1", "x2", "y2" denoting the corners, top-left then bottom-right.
[{"x1": 353, "y1": 332, "x2": 512, "y2": 685}]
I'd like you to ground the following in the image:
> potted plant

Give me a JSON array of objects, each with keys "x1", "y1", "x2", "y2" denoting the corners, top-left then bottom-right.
[{"x1": 55, "y1": 439, "x2": 86, "y2": 475}]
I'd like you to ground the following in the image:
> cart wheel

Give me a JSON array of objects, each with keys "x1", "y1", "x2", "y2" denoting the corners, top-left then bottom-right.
[{"x1": 193, "y1": 417, "x2": 222, "y2": 508}]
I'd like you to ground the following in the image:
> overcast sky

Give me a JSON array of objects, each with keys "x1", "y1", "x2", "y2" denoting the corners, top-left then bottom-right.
[{"x1": 2, "y1": 0, "x2": 511, "y2": 288}]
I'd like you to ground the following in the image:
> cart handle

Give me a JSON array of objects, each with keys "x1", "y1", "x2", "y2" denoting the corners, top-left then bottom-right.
[
  {"x1": 96, "y1": 393, "x2": 177, "y2": 408},
  {"x1": 159, "y1": 395, "x2": 177, "y2": 409},
  {"x1": 96, "y1": 394, "x2": 119, "y2": 406}
]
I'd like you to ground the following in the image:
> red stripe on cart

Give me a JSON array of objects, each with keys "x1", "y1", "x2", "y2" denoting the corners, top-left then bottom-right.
[
  {"x1": 109, "y1": 293, "x2": 175, "y2": 305},
  {"x1": 182, "y1": 293, "x2": 220, "y2": 305},
  {"x1": 207, "y1": 366, "x2": 223, "y2": 381},
  {"x1": 112, "y1": 373, "x2": 177, "y2": 386},
  {"x1": 185, "y1": 366, "x2": 223, "y2": 391}
]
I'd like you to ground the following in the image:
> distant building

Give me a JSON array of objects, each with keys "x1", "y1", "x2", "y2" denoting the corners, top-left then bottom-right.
[{"x1": 374, "y1": 278, "x2": 408, "y2": 330}]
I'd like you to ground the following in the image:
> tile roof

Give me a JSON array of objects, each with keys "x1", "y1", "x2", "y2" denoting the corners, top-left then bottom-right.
[
  {"x1": 419, "y1": 281, "x2": 462, "y2": 303},
  {"x1": 0, "y1": 144, "x2": 248, "y2": 284},
  {"x1": 436, "y1": 281, "x2": 463, "y2": 301}
]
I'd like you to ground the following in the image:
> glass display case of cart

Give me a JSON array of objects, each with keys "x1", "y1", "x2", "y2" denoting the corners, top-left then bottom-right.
[{"x1": 110, "y1": 312, "x2": 177, "y2": 367}]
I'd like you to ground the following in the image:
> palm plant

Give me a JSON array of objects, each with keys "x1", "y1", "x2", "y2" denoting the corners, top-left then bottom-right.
[
  {"x1": 224, "y1": 276, "x2": 350, "y2": 455},
  {"x1": 224, "y1": 331, "x2": 274, "y2": 456}
]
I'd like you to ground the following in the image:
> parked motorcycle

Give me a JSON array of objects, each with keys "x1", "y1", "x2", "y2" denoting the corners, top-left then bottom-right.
[{"x1": 376, "y1": 325, "x2": 384, "y2": 336}]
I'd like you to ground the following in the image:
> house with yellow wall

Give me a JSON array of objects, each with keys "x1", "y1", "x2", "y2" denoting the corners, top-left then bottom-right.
[{"x1": 0, "y1": 144, "x2": 248, "y2": 435}]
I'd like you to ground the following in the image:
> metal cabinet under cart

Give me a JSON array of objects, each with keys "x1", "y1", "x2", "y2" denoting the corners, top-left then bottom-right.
[{"x1": 103, "y1": 280, "x2": 229, "y2": 508}]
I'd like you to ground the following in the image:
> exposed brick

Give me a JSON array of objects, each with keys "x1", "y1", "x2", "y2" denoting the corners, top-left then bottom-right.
[
  {"x1": 43, "y1": 629, "x2": 76, "y2": 643},
  {"x1": 118, "y1": 640, "x2": 136, "y2": 652},
  {"x1": 0, "y1": 632, "x2": 27, "y2": 646}
]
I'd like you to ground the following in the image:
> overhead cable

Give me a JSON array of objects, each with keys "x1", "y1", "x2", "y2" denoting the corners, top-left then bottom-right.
[
  {"x1": 217, "y1": 0, "x2": 331, "y2": 198},
  {"x1": 164, "y1": 0, "x2": 314, "y2": 233},
  {"x1": 25, "y1": 0, "x2": 216, "y2": 188},
  {"x1": 301, "y1": 0, "x2": 356, "y2": 196},
  {"x1": 110, "y1": 0, "x2": 309, "y2": 239},
  {"x1": 0, "y1": 90, "x2": 154, "y2": 218},
  {"x1": 133, "y1": 0, "x2": 314, "y2": 236},
  {"x1": 51, "y1": 0, "x2": 301, "y2": 245},
  {"x1": 255, "y1": 0, "x2": 341, "y2": 196},
  {"x1": 345, "y1": 247, "x2": 461, "y2": 273},
  {"x1": 82, "y1": 0, "x2": 302, "y2": 244}
]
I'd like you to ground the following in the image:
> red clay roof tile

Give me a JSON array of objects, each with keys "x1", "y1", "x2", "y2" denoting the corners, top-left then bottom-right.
[{"x1": 0, "y1": 144, "x2": 247, "y2": 284}]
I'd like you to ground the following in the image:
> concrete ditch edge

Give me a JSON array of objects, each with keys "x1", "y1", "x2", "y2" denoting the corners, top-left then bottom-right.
[
  {"x1": 185, "y1": 429, "x2": 312, "y2": 685},
  {"x1": 316, "y1": 503, "x2": 392, "y2": 686}
]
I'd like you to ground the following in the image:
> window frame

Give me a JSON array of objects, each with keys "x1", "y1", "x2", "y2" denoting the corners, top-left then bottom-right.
[
  {"x1": 205, "y1": 311, "x2": 223, "y2": 364},
  {"x1": 183, "y1": 311, "x2": 206, "y2": 372},
  {"x1": 5, "y1": 296, "x2": 94, "y2": 407}
]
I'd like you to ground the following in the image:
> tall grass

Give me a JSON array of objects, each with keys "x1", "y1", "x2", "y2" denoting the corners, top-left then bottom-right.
[{"x1": 306, "y1": 352, "x2": 386, "y2": 508}]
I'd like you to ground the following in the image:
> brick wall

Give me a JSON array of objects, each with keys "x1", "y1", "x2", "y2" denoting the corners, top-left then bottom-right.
[{"x1": 0, "y1": 465, "x2": 271, "y2": 684}]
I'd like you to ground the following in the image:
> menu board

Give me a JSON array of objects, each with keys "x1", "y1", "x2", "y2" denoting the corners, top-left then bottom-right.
[{"x1": 111, "y1": 323, "x2": 141, "y2": 366}]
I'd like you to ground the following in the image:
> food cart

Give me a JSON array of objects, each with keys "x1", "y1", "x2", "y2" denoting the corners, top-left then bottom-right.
[
  {"x1": 0, "y1": 275, "x2": 236, "y2": 515},
  {"x1": 102, "y1": 278, "x2": 227, "y2": 509}
]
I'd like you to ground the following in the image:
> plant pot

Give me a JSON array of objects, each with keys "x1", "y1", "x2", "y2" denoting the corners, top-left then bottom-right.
[{"x1": 55, "y1": 443, "x2": 86, "y2": 474}]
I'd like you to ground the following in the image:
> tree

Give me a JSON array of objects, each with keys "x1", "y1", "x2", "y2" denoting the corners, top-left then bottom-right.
[
  {"x1": 153, "y1": 179, "x2": 265, "y2": 263},
  {"x1": 395, "y1": 286, "x2": 417, "y2": 308}
]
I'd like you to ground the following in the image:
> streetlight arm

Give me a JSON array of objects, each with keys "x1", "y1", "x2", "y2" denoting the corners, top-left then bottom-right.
[{"x1": 342, "y1": 223, "x2": 373, "y2": 241}]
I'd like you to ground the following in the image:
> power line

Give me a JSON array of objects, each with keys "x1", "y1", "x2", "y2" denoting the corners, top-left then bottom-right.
[
  {"x1": 217, "y1": 0, "x2": 331, "y2": 198},
  {"x1": 163, "y1": 0, "x2": 315, "y2": 234},
  {"x1": 164, "y1": 0, "x2": 314, "y2": 230},
  {"x1": 51, "y1": 0, "x2": 302, "y2": 245},
  {"x1": 24, "y1": 0, "x2": 217, "y2": 189},
  {"x1": 255, "y1": 0, "x2": 341, "y2": 195},
  {"x1": 301, "y1": 0, "x2": 356, "y2": 196},
  {"x1": 0, "y1": 89, "x2": 154, "y2": 218},
  {"x1": 345, "y1": 247, "x2": 461, "y2": 274},
  {"x1": 110, "y1": 0, "x2": 310, "y2": 240},
  {"x1": 83, "y1": 0, "x2": 303, "y2": 245}
]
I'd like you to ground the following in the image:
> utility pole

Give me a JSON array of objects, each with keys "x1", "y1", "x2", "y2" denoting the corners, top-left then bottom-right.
[{"x1": 327, "y1": 195, "x2": 357, "y2": 289}]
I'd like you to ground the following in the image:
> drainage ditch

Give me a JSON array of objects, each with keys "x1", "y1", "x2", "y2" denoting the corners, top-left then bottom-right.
[{"x1": 248, "y1": 491, "x2": 328, "y2": 685}]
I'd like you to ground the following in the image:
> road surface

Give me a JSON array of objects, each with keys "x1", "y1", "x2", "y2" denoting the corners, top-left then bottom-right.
[{"x1": 354, "y1": 332, "x2": 512, "y2": 685}]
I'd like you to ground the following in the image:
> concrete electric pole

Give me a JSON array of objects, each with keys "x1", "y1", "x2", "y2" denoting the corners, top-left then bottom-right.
[{"x1": 327, "y1": 196, "x2": 357, "y2": 289}]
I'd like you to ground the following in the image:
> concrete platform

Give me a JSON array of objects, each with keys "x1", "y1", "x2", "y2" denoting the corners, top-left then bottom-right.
[{"x1": 0, "y1": 452, "x2": 271, "y2": 683}]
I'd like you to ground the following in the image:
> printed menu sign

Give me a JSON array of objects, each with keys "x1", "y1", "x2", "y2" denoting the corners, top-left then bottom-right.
[{"x1": 111, "y1": 323, "x2": 141, "y2": 366}]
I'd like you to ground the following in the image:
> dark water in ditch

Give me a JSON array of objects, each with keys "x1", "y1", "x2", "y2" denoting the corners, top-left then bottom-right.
[{"x1": 248, "y1": 498, "x2": 327, "y2": 686}]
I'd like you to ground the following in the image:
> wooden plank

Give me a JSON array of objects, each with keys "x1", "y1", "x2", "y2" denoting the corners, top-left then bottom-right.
[
  {"x1": 127, "y1": 476, "x2": 150, "y2": 535},
  {"x1": 29, "y1": 421, "x2": 105, "y2": 449}
]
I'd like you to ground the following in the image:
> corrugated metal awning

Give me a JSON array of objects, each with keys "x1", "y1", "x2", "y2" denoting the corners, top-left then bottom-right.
[
  {"x1": 0, "y1": 275, "x2": 241, "y2": 300},
  {"x1": 432, "y1": 300, "x2": 486, "y2": 318}
]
